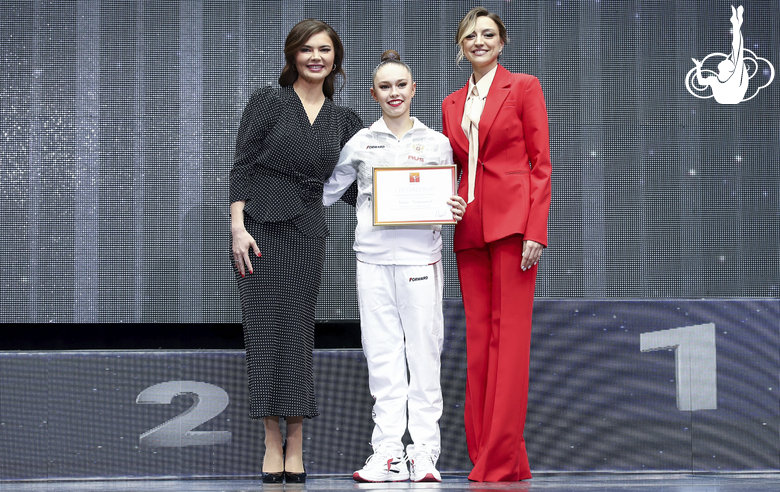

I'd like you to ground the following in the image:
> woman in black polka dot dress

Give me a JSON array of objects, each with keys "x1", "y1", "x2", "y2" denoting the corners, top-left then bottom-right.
[{"x1": 229, "y1": 19, "x2": 362, "y2": 483}]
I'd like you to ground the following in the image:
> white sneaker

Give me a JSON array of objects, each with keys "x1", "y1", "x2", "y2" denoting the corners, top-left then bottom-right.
[
  {"x1": 352, "y1": 449, "x2": 409, "y2": 482},
  {"x1": 407, "y1": 444, "x2": 442, "y2": 482}
]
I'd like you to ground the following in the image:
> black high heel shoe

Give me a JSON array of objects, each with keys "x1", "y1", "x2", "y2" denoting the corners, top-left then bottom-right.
[
  {"x1": 284, "y1": 468, "x2": 307, "y2": 484},
  {"x1": 261, "y1": 471, "x2": 284, "y2": 484},
  {"x1": 283, "y1": 440, "x2": 306, "y2": 483},
  {"x1": 262, "y1": 441, "x2": 285, "y2": 484}
]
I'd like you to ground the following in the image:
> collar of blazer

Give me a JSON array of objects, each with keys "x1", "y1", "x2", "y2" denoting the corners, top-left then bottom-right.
[{"x1": 446, "y1": 63, "x2": 513, "y2": 158}]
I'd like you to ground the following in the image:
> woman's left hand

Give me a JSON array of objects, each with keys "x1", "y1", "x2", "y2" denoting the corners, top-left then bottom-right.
[
  {"x1": 521, "y1": 239, "x2": 544, "y2": 271},
  {"x1": 448, "y1": 195, "x2": 467, "y2": 221}
]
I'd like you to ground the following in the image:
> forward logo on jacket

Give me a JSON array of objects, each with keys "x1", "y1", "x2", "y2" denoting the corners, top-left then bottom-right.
[{"x1": 409, "y1": 276, "x2": 428, "y2": 282}]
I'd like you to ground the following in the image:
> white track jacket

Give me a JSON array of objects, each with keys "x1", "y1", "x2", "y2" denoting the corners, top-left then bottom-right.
[{"x1": 323, "y1": 117, "x2": 454, "y2": 265}]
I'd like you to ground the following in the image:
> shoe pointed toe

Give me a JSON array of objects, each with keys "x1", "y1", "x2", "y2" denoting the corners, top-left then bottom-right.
[
  {"x1": 261, "y1": 471, "x2": 284, "y2": 484},
  {"x1": 284, "y1": 470, "x2": 307, "y2": 483}
]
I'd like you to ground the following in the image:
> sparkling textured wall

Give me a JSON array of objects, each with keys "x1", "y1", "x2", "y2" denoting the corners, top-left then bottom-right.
[{"x1": 1, "y1": 0, "x2": 778, "y2": 324}]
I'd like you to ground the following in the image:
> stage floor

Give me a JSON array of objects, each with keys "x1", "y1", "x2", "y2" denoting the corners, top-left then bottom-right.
[{"x1": 4, "y1": 474, "x2": 780, "y2": 492}]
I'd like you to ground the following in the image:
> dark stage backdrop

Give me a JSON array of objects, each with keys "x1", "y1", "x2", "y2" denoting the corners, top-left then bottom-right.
[{"x1": 0, "y1": 0, "x2": 778, "y2": 325}]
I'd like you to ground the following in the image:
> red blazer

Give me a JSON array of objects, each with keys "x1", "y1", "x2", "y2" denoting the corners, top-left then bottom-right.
[{"x1": 442, "y1": 64, "x2": 551, "y2": 252}]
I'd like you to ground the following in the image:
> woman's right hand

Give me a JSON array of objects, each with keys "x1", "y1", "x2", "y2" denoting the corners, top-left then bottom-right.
[{"x1": 232, "y1": 227, "x2": 261, "y2": 277}]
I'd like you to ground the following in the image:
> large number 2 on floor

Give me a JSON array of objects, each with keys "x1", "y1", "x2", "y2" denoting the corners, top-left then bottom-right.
[{"x1": 136, "y1": 381, "x2": 232, "y2": 447}]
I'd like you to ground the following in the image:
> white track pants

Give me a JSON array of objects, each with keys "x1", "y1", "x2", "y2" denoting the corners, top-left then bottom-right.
[{"x1": 356, "y1": 261, "x2": 444, "y2": 454}]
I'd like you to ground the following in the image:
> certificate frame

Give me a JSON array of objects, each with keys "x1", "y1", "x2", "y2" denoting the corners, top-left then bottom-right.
[{"x1": 372, "y1": 165, "x2": 457, "y2": 226}]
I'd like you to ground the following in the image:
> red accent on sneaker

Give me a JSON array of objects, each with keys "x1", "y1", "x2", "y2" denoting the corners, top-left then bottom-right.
[{"x1": 418, "y1": 472, "x2": 440, "y2": 482}]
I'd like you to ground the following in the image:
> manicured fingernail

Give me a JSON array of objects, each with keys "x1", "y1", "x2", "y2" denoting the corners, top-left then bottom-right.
[{"x1": 257, "y1": 252, "x2": 262, "y2": 257}]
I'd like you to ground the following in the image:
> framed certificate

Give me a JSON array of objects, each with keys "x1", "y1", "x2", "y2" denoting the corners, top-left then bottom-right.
[{"x1": 372, "y1": 165, "x2": 457, "y2": 226}]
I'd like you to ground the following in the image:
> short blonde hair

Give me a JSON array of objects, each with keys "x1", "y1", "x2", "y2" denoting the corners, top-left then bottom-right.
[{"x1": 455, "y1": 7, "x2": 508, "y2": 64}]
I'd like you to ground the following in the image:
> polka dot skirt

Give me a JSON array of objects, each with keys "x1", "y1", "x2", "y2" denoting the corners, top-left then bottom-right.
[{"x1": 232, "y1": 218, "x2": 324, "y2": 419}]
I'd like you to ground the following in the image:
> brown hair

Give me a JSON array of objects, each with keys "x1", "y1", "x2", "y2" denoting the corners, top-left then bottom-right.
[
  {"x1": 455, "y1": 7, "x2": 508, "y2": 64},
  {"x1": 278, "y1": 19, "x2": 346, "y2": 100},
  {"x1": 371, "y1": 49, "x2": 413, "y2": 87}
]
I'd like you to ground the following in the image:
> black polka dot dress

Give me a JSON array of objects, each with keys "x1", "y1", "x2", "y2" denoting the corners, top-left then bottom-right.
[{"x1": 230, "y1": 85, "x2": 362, "y2": 419}]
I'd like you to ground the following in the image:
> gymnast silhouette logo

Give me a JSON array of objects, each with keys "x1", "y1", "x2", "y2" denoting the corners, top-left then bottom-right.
[{"x1": 685, "y1": 5, "x2": 774, "y2": 104}]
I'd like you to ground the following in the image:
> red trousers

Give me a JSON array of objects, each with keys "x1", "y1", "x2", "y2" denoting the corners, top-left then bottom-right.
[{"x1": 456, "y1": 234, "x2": 536, "y2": 482}]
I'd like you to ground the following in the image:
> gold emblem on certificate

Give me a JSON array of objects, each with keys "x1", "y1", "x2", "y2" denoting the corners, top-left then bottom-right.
[{"x1": 372, "y1": 166, "x2": 457, "y2": 226}]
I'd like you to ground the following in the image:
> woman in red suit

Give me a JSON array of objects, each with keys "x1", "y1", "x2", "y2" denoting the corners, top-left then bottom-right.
[{"x1": 441, "y1": 7, "x2": 551, "y2": 482}]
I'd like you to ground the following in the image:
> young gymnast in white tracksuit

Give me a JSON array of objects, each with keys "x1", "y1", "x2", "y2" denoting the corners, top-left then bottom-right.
[{"x1": 322, "y1": 50, "x2": 466, "y2": 483}]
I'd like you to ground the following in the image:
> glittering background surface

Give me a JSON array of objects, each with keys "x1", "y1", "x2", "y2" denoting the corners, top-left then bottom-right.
[
  {"x1": 0, "y1": 1, "x2": 777, "y2": 324},
  {"x1": 1, "y1": 0, "x2": 778, "y2": 481}
]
